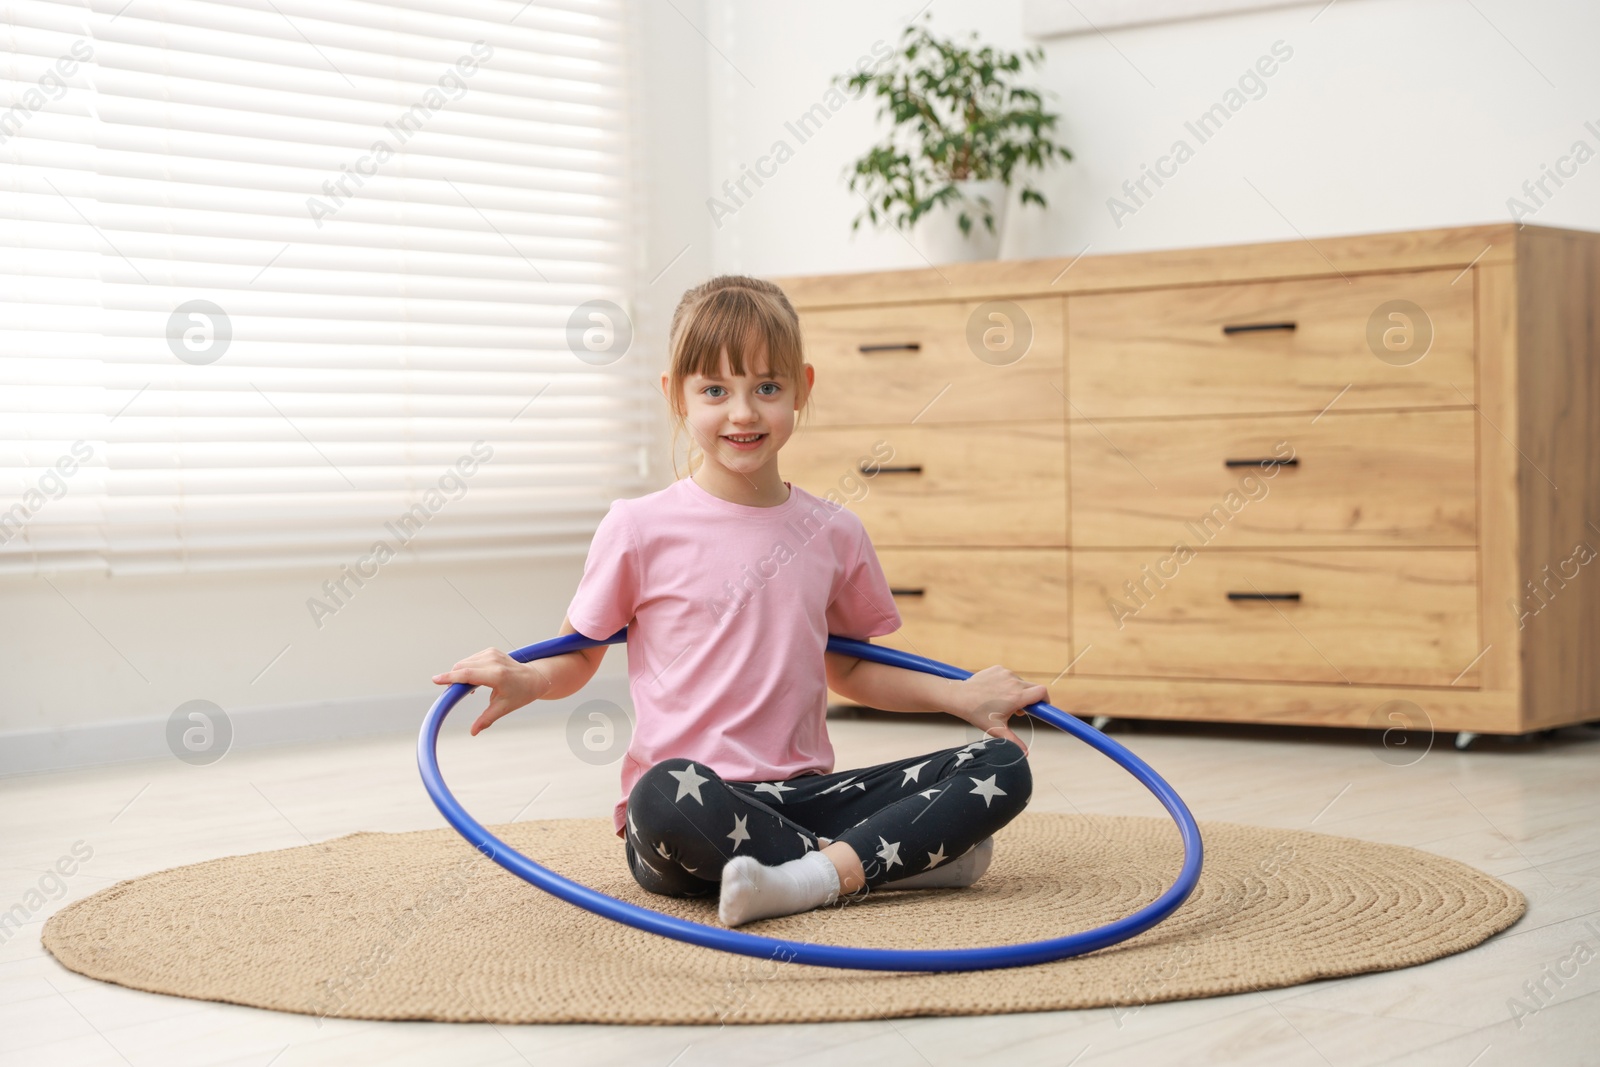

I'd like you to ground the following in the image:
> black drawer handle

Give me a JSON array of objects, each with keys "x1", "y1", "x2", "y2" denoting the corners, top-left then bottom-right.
[
  {"x1": 1224, "y1": 457, "x2": 1299, "y2": 468},
  {"x1": 859, "y1": 342, "x2": 921, "y2": 353},
  {"x1": 1227, "y1": 591, "x2": 1302, "y2": 602},
  {"x1": 889, "y1": 587, "x2": 925, "y2": 597},
  {"x1": 1221, "y1": 321, "x2": 1296, "y2": 335},
  {"x1": 862, "y1": 464, "x2": 923, "y2": 474}
]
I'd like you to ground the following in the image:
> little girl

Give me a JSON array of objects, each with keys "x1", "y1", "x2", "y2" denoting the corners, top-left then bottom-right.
[{"x1": 434, "y1": 275, "x2": 1043, "y2": 927}]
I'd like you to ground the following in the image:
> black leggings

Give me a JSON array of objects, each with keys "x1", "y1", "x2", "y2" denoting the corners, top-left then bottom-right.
[{"x1": 622, "y1": 736, "x2": 1032, "y2": 897}]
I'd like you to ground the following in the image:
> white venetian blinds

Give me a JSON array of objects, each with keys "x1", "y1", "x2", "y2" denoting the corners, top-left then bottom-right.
[{"x1": 0, "y1": 0, "x2": 648, "y2": 576}]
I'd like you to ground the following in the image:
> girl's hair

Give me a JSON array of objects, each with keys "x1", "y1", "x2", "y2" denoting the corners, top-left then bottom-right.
[{"x1": 663, "y1": 274, "x2": 812, "y2": 479}]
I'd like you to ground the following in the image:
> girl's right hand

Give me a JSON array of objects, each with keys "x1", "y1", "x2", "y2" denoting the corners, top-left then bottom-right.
[{"x1": 431, "y1": 648, "x2": 551, "y2": 736}]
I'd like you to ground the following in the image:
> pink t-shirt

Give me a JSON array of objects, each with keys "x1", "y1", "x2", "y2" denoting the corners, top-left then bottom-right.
[{"x1": 564, "y1": 475, "x2": 902, "y2": 838}]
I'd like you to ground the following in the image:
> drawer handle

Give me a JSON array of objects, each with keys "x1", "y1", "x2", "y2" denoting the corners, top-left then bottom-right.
[
  {"x1": 1221, "y1": 321, "x2": 1297, "y2": 335},
  {"x1": 859, "y1": 342, "x2": 921, "y2": 353},
  {"x1": 862, "y1": 464, "x2": 923, "y2": 474},
  {"x1": 1226, "y1": 591, "x2": 1302, "y2": 602},
  {"x1": 1224, "y1": 457, "x2": 1299, "y2": 468},
  {"x1": 889, "y1": 587, "x2": 926, "y2": 597}
]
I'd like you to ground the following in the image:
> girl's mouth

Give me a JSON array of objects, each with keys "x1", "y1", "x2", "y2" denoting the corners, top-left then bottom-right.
[{"x1": 722, "y1": 433, "x2": 766, "y2": 451}]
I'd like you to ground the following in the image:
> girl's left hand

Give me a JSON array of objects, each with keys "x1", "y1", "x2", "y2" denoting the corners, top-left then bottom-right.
[{"x1": 958, "y1": 665, "x2": 1048, "y2": 756}]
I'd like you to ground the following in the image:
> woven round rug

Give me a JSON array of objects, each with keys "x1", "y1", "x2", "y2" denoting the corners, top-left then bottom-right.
[{"x1": 41, "y1": 813, "x2": 1524, "y2": 1025}]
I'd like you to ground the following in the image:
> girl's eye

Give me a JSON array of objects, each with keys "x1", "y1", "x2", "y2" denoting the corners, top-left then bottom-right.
[{"x1": 703, "y1": 382, "x2": 780, "y2": 398}]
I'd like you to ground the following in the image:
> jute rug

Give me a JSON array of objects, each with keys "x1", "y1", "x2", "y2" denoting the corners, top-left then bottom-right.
[{"x1": 41, "y1": 813, "x2": 1524, "y2": 1025}]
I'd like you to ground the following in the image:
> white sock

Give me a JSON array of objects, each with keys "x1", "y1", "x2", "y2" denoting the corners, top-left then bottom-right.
[
  {"x1": 718, "y1": 849, "x2": 840, "y2": 927},
  {"x1": 880, "y1": 836, "x2": 994, "y2": 891}
]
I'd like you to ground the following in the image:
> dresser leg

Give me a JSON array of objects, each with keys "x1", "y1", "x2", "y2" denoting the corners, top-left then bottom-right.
[
  {"x1": 1454, "y1": 731, "x2": 1479, "y2": 751},
  {"x1": 1091, "y1": 715, "x2": 1113, "y2": 732}
]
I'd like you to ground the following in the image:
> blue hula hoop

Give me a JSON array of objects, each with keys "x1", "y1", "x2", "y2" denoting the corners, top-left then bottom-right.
[{"x1": 418, "y1": 628, "x2": 1204, "y2": 972}]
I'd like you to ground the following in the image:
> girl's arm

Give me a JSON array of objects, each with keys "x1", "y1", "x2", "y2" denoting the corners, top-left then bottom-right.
[
  {"x1": 825, "y1": 651, "x2": 1044, "y2": 754},
  {"x1": 433, "y1": 615, "x2": 608, "y2": 735}
]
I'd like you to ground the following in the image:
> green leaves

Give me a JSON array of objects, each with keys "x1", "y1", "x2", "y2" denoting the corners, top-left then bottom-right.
[{"x1": 833, "y1": 14, "x2": 1072, "y2": 236}]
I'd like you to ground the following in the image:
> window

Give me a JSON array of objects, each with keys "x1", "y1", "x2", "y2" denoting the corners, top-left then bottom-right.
[{"x1": 1, "y1": 0, "x2": 650, "y2": 576}]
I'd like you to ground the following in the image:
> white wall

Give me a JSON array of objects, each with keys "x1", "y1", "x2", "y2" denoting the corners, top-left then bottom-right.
[
  {"x1": 0, "y1": 0, "x2": 716, "y2": 772},
  {"x1": 702, "y1": 0, "x2": 1600, "y2": 276}
]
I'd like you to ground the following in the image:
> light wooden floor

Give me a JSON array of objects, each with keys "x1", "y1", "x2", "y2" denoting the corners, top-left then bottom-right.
[{"x1": 3, "y1": 709, "x2": 1598, "y2": 1067}]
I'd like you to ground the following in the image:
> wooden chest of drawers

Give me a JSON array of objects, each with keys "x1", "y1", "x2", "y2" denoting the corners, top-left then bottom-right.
[{"x1": 774, "y1": 224, "x2": 1600, "y2": 739}]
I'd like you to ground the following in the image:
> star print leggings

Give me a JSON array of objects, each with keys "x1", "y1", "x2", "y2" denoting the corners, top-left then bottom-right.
[{"x1": 622, "y1": 736, "x2": 1032, "y2": 897}]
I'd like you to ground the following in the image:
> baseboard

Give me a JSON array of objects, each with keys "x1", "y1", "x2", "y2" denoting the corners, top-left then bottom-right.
[{"x1": 0, "y1": 677, "x2": 634, "y2": 777}]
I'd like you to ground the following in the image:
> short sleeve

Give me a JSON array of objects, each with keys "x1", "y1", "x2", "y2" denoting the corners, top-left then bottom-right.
[
  {"x1": 825, "y1": 525, "x2": 902, "y2": 640},
  {"x1": 566, "y1": 502, "x2": 641, "y2": 641}
]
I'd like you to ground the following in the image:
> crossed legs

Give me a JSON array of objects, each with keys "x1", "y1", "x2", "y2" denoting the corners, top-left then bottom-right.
[{"x1": 623, "y1": 736, "x2": 1032, "y2": 923}]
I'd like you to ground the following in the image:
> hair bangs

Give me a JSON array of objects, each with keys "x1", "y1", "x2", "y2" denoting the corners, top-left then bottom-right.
[{"x1": 676, "y1": 286, "x2": 804, "y2": 386}]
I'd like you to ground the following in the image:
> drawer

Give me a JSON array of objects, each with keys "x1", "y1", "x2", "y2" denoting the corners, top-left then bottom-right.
[
  {"x1": 1068, "y1": 269, "x2": 1475, "y2": 417},
  {"x1": 1071, "y1": 549, "x2": 1480, "y2": 686},
  {"x1": 872, "y1": 548, "x2": 1072, "y2": 676},
  {"x1": 785, "y1": 422, "x2": 1067, "y2": 546},
  {"x1": 1070, "y1": 410, "x2": 1476, "y2": 548},
  {"x1": 798, "y1": 297, "x2": 1064, "y2": 426}
]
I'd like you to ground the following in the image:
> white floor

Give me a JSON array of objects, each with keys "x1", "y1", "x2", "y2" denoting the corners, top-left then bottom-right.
[{"x1": 3, "y1": 708, "x2": 1598, "y2": 1067}]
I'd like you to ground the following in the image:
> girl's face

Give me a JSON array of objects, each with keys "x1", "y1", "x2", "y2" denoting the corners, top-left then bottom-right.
[{"x1": 664, "y1": 341, "x2": 813, "y2": 481}]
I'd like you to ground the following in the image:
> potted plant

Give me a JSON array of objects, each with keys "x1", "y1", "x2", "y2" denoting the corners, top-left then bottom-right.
[{"x1": 833, "y1": 14, "x2": 1071, "y2": 263}]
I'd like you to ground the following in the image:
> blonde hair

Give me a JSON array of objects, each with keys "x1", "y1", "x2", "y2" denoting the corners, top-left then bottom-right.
[{"x1": 663, "y1": 275, "x2": 812, "y2": 479}]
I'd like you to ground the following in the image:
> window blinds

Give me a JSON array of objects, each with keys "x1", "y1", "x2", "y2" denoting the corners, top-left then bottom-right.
[{"x1": 0, "y1": 0, "x2": 649, "y2": 577}]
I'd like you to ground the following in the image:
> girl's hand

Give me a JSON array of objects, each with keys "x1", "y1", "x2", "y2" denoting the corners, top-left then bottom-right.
[
  {"x1": 958, "y1": 665, "x2": 1048, "y2": 756},
  {"x1": 431, "y1": 648, "x2": 552, "y2": 736}
]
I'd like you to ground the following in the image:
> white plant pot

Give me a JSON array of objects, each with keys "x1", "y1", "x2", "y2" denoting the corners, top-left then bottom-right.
[{"x1": 912, "y1": 178, "x2": 1009, "y2": 263}]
